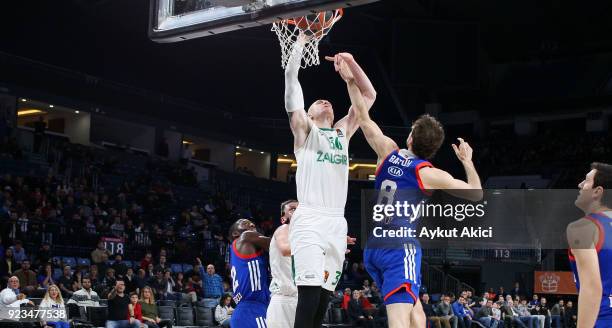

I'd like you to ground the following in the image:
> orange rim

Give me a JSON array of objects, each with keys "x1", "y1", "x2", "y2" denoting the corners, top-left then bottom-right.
[{"x1": 286, "y1": 8, "x2": 344, "y2": 27}]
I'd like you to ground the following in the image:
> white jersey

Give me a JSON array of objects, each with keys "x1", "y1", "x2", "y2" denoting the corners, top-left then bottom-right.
[
  {"x1": 295, "y1": 125, "x2": 349, "y2": 209},
  {"x1": 269, "y1": 231, "x2": 298, "y2": 297}
]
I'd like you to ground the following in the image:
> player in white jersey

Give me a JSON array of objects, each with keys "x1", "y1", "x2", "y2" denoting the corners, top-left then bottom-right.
[
  {"x1": 284, "y1": 35, "x2": 376, "y2": 328},
  {"x1": 266, "y1": 200, "x2": 299, "y2": 328}
]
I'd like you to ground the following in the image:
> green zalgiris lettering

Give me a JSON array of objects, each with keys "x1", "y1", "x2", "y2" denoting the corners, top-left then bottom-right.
[{"x1": 316, "y1": 151, "x2": 347, "y2": 165}]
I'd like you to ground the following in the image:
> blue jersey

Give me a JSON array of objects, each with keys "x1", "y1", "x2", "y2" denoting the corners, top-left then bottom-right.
[
  {"x1": 569, "y1": 212, "x2": 612, "y2": 322},
  {"x1": 370, "y1": 149, "x2": 432, "y2": 245},
  {"x1": 230, "y1": 239, "x2": 270, "y2": 306}
]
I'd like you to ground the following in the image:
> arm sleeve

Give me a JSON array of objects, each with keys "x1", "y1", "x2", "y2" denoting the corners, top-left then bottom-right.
[{"x1": 0, "y1": 290, "x2": 17, "y2": 305}]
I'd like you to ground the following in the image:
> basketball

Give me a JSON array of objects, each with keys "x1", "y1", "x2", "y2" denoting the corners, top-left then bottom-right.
[{"x1": 295, "y1": 10, "x2": 337, "y2": 37}]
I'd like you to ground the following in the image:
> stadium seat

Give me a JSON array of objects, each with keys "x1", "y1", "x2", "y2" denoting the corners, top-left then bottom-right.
[
  {"x1": 158, "y1": 306, "x2": 176, "y2": 325},
  {"x1": 123, "y1": 260, "x2": 133, "y2": 268},
  {"x1": 157, "y1": 300, "x2": 176, "y2": 307},
  {"x1": 182, "y1": 264, "x2": 193, "y2": 273},
  {"x1": 86, "y1": 306, "x2": 108, "y2": 327},
  {"x1": 66, "y1": 303, "x2": 82, "y2": 320},
  {"x1": 176, "y1": 305, "x2": 194, "y2": 326},
  {"x1": 171, "y1": 263, "x2": 183, "y2": 273},
  {"x1": 53, "y1": 268, "x2": 62, "y2": 280},
  {"x1": 62, "y1": 257, "x2": 76, "y2": 268},
  {"x1": 331, "y1": 308, "x2": 345, "y2": 324},
  {"x1": 76, "y1": 258, "x2": 90, "y2": 267},
  {"x1": 194, "y1": 306, "x2": 214, "y2": 326},
  {"x1": 29, "y1": 298, "x2": 42, "y2": 306}
]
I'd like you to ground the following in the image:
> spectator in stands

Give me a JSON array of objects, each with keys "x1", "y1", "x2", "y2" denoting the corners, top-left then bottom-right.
[
  {"x1": 361, "y1": 280, "x2": 372, "y2": 298},
  {"x1": 185, "y1": 272, "x2": 202, "y2": 303},
  {"x1": 91, "y1": 241, "x2": 111, "y2": 266},
  {"x1": 480, "y1": 292, "x2": 490, "y2": 306},
  {"x1": 214, "y1": 294, "x2": 233, "y2": 328},
  {"x1": 199, "y1": 259, "x2": 224, "y2": 305},
  {"x1": 112, "y1": 254, "x2": 128, "y2": 279},
  {"x1": 0, "y1": 248, "x2": 16, "y2": 283},
  {"x1": 67, "y1": 277, "x2": 100, "y2": 308},
  {"x1": 498, "y1": 286, "x2": 507, "y2": 299},
  {"x1": 134, "y1": 269, "x2": 146, "y2": 294},
  {"x1": 436, "y1": 295, "x2": 456, "y2": 328},
  {"x1": 139, "y1": 286, "x2": 172, "y2": 328},
  {"x1": 452, "y1": 295, "x2": 473, "y2": 328},
  {"x1": 149, "y1": 269, "x2": 167, "y2": 300},
  {"x1": 501, "y1": 300, "x2": 528, "y2": 328},
  {"x1": 475, "y1": 299, "x2": 496, "y2": 328},
  {"x1": 422, "y1": 293, "x2": 450, "y2": 328},
  {"x1": 40, "y1": 284, "x2": 69, "y2": 328},
  {"x1": 13, "y1": 259, "x2": 37, "y2": 295},
  {"x1": 550, "y1": 299, "x2": 564, "y2": 328},
  {"x1": 517, "y1": 299, "x2": 541, "y2": 328},
  {"x1": 140, "y1": 252, "x2": 153, "y2": 271},
  {"x1": 528, "y1": 294, "x2": 540, "y2": 310},
  {"x1": 128, "y1": 292, "x2": 144, "y2": 328},
  {"x1": 492, "y1": 302, "x2": 503, "y2": 325},
  {"x1": 58, "y1": 265, "x2": 75, "y2": 298},
  {"x1": 10, "y1": 240, "x2": 26, "y2": 263},
  {"x1": 35, "y1": 242, "x2": 52, "y2": 268},
  {"x1": 487, "y1": 288, "x2": 497, "y2": 301},
  {"x1": 107, "y1": 280, "x2": 139, "y2": 328},
  {"x1": 124, "y1": 267, "x2": 137, "y2": 294},
  {"x1": 146, "y1": 263, "x2": 155, "y2": 278},
  {"x1": 347, "y1": 290, "x2": 375, "y2": 328},
  {"x1": 564, "y1": 301, "x2": 576, "y2": 328},
  {"x1": 1, "y1": 276, "x2": 30, "y2": 304},
  {"x1": 101, "y1": 268, "x2": 117, "y2": 296},
  {"x1": 532, "y1": 297, "x2": 550, "y2": 328},
  {"x1": 341, "y1": 288, "x2": 351, "y2": 310},
  {"x1": 369, "y1": 282, "x2": 382, "y2": 305},
  {"x1": 154, "y1": 255, "x2": 169, "y2": 273},
  {"x1": 38, "y1": 263, "x2": 56, "y2": 290},
  {"x1": 466, "y1": 290, "x2": 476, "y2": 309},
  {"x1": 510, "y1": 282, "x2": 522, "y2": 298},
  {"x1": 89, "y1": 264, "x2": 101, "y2": 286}
]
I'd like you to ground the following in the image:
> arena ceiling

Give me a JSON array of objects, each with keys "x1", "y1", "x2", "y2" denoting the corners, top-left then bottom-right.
[{"x1": 2, "y1": 0, "x2": 612, "y2": 131}]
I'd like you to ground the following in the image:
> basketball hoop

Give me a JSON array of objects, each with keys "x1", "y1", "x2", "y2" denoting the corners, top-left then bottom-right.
[{"x1": 272, "y1": 9, "x2": 343, "y2": 69}]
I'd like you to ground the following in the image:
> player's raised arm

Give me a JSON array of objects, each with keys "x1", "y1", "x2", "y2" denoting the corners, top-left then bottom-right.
[
  {"x1": 327, "y1": 53, "x2": 376, "y2": 139},
  {"x1": 241, "y1": 230, "x2": 272, "y2": 252},
  {"x1": 566, "y1": 219, "x2": 602, "y2": 328},
  {"x1": 337, "y1": 59, "x2": 396, "y2": 162},
  {"x1": 285, "y1": 34, "x2": 312, "y2": 150},
  {"x1": 419, "y1": 138, "x2": 483, "y2": 201}
]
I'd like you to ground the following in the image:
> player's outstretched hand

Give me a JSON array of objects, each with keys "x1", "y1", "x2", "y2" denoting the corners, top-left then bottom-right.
[
  {"x1": 345, "y1": 235, "x2": 357, "y2": 254},
  {"x1": 451, "y1": 137, "x2": 473, "y2": 163}
]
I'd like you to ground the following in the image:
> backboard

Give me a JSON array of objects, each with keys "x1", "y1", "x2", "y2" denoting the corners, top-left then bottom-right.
[{"x1": 149, "y1": 0, "x2": 378, "y2": 42}]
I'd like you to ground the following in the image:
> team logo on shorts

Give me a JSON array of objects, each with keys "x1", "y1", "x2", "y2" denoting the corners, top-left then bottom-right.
[
  {"x1": 336, "y1": 129, "x2": 344, "y2": 137},
  {"x1": 323, "y1": 270, "x2": 330, "y2": 283}
]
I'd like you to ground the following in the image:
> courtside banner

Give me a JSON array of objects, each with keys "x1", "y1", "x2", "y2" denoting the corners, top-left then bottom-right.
[
  {"x1": 360, "y1": 189, "x2": 593, "y2": 252},
  {"x1": 534, "y1": 271, "x2": 578, "y2": 295}
]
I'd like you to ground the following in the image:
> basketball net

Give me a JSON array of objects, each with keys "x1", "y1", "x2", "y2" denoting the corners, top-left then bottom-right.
[{"x1": 271, "y1": 9, "x2": 343, "y2": 69}]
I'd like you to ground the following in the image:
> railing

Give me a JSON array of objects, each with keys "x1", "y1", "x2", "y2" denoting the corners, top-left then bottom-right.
[{"x1": 421, "y1": 261, "x2": 475, "y2": 296}]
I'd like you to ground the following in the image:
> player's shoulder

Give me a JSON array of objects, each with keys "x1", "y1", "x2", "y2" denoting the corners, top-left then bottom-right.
[
  {"x1": 273, "y1": 224, "x2": 289, "y2": 237},
  {"x1": 566, "y1": 217, "x2": 600, "y2": 249}
]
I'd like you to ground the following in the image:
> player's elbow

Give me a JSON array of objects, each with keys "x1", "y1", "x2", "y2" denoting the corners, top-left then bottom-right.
[{"x1": 469, "y1": 189, "x2": 484, "y2": 202}]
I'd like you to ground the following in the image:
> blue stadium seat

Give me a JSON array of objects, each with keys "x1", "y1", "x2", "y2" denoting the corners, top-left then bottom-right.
[
  {"x1": 171, "y1": 264, "x2": 183, "y2": 273},
  {"x1": 77, "y1": 258, "x2": 90, "y2": 267},
  {"x1": 62, "y1": 257, "x2": 76, "y2": 268},
  {"x1": 53, "y1": 268, "x2": 62, "y2": 281},
  {"x1": 182, "y1": 264, "x2": 193, "y2": 273},
  {"x1": 123, "y1": 260, "x2": 133, "y2": 268}
]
